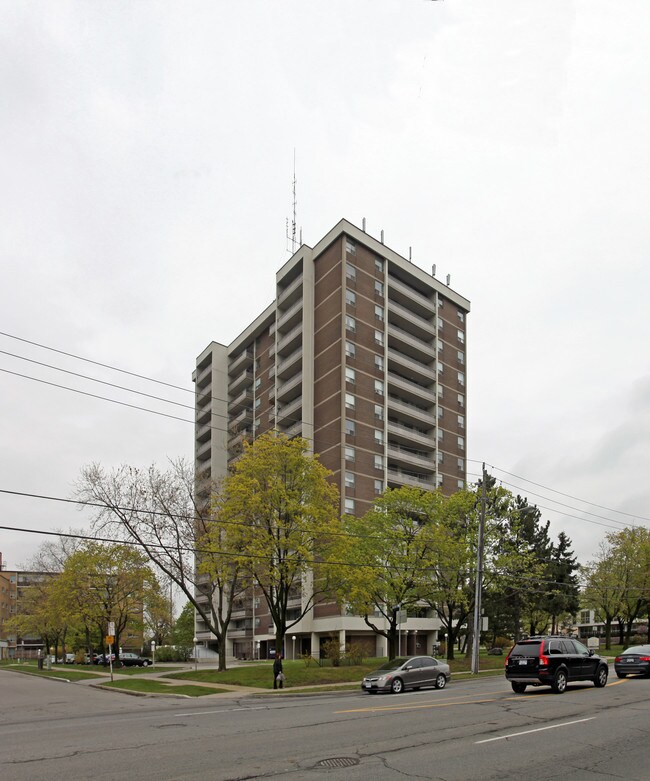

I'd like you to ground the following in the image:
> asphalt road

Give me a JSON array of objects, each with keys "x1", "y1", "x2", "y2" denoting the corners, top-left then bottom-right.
[{"x1": 1, "y1": 669, "x2": 649, "y2": 780}]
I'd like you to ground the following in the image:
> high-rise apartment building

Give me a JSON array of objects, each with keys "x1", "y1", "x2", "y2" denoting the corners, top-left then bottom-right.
[{"x1": 193, "y1": 218, "x2": 470, "y2": 661}]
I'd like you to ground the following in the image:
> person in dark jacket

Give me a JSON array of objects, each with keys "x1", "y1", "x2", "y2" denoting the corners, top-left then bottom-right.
[{"x1": 273, "y1": 653, "x2": 284, "y2": 689}]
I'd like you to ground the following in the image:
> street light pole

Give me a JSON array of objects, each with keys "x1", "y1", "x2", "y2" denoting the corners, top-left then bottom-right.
[
  {"x1": 292, "y1": 635, "x2": 296, "y2": 660},
  {"x1": 193, "y1": 637, "x2": 198, "y2": 672},
  {"x1": 471, "y1": 463, "x2": 487, "y2": 675}
]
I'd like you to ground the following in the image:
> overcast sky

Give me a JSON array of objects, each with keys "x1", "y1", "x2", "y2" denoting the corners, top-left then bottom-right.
[{"x1": 2, "y1": 1, "x2": 649, "y2": 572}]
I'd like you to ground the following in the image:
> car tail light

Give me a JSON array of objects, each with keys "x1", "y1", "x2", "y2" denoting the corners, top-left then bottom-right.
[
  {"x1": 639, "y1": 656, "x2": 650, "y2": 662},
  {"x1": 615, "y1": 656, "x2": 622, "y2": 663},
  {"x1": 538, "y1": 652, "x2": 549, "y2": 667}
]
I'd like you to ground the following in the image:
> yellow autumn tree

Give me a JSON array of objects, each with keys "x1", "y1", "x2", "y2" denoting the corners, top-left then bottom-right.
[{"x1": 217, "y1": 432, "x2": 345, "y2": 654}]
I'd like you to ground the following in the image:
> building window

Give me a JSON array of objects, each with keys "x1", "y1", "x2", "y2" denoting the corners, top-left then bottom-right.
[
  {"x1": 457, "y1": 479, "x2": 465, "y2": 490},
  {"x1": 457, "y1": 350, "x2": 464, "y2": 365},
  {"x1": 346, "y1": 290, "x2": 356, "y2": 307},
  {"x1": 345, "y1": 446, "x2": 355, "y2": 462},
  {"x1": 375, "y1": 304, "x2": 384, "y2": 322},
  {"x1": 458, "y1": 393, "x2": 464, "y2": 407},
  {"x1": 458, "y1": 436, "x2": 465, "y2": 450},
  {"x1": 438, "y1": 451, "x2": 444, "y2": 464},
  {"x1": 438, "y1": 385, "x2": 444, "y2": 399},
  {"x1": 458, "y1": 414, "x2": 465, "y2": 429},
  {"x1": 374, "y1": 404, "x2": 384, "y2": 421},
  {"x1": 255, "y1": 416, "x2": 261, "y2": 430},
  {"x1": 346, "y1": 262, "x2": 356, "y2": 282},
  {"x1": 437, "y1": 317, "x2": 444, "y2": 329},
  {"x1": 344, "y1": 497, "x2": 355, "y2": 514},
  {"x1": 345, "y1": 471, "x2": 355, "y2": 489},
  {"x1": 345, "y1": 315, "x2": 356, "y2": 333},
  {"x1": 374, "y1": 379, "x2": 384, "y2": 396},
  {"x1": 254, "y1": 377, "x2": 262, "y2": 390},
  {"x1": 458, "y1": 329, "x2": 465, "y2": 344},
  {"x1": 437, "y1": 406, "x2": 443, "y2": 419},
  {"x1": 374, "y1": 329, "x2": 384, "y2": 347},
  {"x1": 458, "y1": 371, "x2": 465, "y2": 386},
  {"x1": 374, "y1": 354, "x2": 384, "y2": 371},
  {"x1": 458, "y1": 311, "x2": 465, "y2": 323},
  {"x1": 346, "y1": 239, "x2": 356, "y2": 255},
  {"x1": 437, "y1": 429, "x2": 443, "y2": 441},
  {"x1": 375, "y1": 257, "x2": 384, "y2": 273},
  {"x1": 374, "y1": 429, "x2": 384, "y2": 445},
  {"x1": 457, "y1": 458, "x2": 464, "y2": 471},
  {"x1": 345, "y1": 420, "x2": 356, "y2": 437},
  {"x1": 374, "y1": 479, "x2": 384, "y2": 495},
  {"x1": 345, "y1": 341, "x2": 356, "y2": 359},
  {"x1": 254, "y1": 397, "x2": 261, "y2": 409},
  {"x1": 345, "y1": 393, "x2": 355, "y2": 410},
  {"x1": 436, "y1": 473, "x2": 444, "y2": 487},
  {"x1": 437, "y1": 362, "x2": 443, "y2": 374},
  {"x1": 580, "y1": 610, "x2": 591, "y2": 624},
  {"x1": 345, "y1": 367, "x2": 356, "y2": 385},
  {"x1": 374, "y1": 454, "x2": 384, "y2": 470},
  {"x1": 374, "y1": 280, "x2": 384, "y2": 296}
]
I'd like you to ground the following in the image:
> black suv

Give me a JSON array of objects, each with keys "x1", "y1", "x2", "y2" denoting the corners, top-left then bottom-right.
[{"x1": 505, "y1": 636, "x2": 609, "y2": 694}]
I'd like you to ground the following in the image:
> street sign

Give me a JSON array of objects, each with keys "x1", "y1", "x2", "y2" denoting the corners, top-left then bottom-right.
[
  {"x1": 108, "y1": 621, "x2": 115, "y2": 636},
  {"x1": 105, "y1": 636, "x2": 114, "y2": 645},
  {"x1": 397, "y1": 609, "x2": 408, "y2": 625}
]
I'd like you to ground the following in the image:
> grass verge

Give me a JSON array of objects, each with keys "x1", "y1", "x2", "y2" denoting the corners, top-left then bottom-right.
[{"x1": 100, "y1": 679, "x2": 226, "y2": 696}]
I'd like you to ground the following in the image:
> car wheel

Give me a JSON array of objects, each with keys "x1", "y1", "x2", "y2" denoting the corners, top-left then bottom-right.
[
  {"x1": 435, "y1": 674, "x2": 447, "y2": 690},
  {"x1": 511, "y1": 682, "x2": 527, "y2": 694},
  {"x1": 551, "y1": 669, "x2": 568, "y2": 694},
  {"x1": 142, "y1": 660, "x2": 150, "y2": 667},
  {"x1": 616, "y1": 671, "x2": 627, "y2": 679},
  {"x1": 390, "y1": 677, "x2": 404, "y2": 694},
  {"x1": 593, "y1": 665, "x2": 608, "y2": 688}
]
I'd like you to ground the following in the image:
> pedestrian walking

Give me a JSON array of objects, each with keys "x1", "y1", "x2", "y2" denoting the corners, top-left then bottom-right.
[{"x1": 273, "y1": 653, "x2": 284, "y2": 689}]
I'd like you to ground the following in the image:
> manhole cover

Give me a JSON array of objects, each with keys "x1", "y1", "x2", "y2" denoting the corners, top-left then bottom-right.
[{"x1": 316, "y1": 757, "x2": 359, "y2": 769}]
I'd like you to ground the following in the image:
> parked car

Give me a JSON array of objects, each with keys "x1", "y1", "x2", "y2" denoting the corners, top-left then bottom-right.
[
  {"x1": 362, "y1": 656, "x2": 451, "y2": 694},
  {"x1": 120, "y1": 653, "x2": 151, "y2": 668},
  {"x1": 94, "y1": 653, "x2": 116, "y2": 665},
  {"x1": 614, "y1": 645, "x2": 650, "y2": 678},
  {"x1": 84, "y1": 653, "x2": 100, "y2": 664},
  {"x1": 505, "y1": 635, "x2": 609, "y2": 694}
]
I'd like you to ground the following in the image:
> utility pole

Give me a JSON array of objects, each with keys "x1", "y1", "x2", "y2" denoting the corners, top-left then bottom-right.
[{"x1": 471, "y1": 463, "x2": 487, "y2": 674}]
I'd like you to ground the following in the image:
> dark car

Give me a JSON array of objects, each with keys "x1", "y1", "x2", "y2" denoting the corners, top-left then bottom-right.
[
  {"x1": 120, "y1": 653, "x2": 151, "y2": 668},
  {"x1": 614, "y1": 645, "x2": 650, "y2": 678},
  {"x1": 362, "y1": 655, "x2": 451, "y2": 694},
  {"x1": 505, "y1": 635, "x2": 609, "y2": 694},
  {"x1": 94, "y1": 653, "x2": 116, "y2": 665}
]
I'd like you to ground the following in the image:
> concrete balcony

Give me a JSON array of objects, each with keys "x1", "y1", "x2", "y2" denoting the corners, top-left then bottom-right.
[
  {"x1": 229, "y1": 368, "x2": 254, "y2": 396},
  {"x1": 387, "y1": 468, "x2": 436, "y2": 490},
  {"x1": 277, "y1": 371, "x2": 302, "y2": 403},
  {"x1": 387, "y1": 349, "x2": 436, "y2": 383},
  {"x1": 277, "y1": 274, "x2": 303, "y2": 308},
  {"x1": 387, "y1": 419, "x2": 435, "y2": 449},
  {"x1": 229, "y1": 388, "x2": 253, "y2": 415},
  {"x1": 278, "y1": 396, "x2": 302, "y2": 427},
  {"x1": 387, "y1": 371, "x2": 435, "y2": 406},
  {"x1": 387, "y1": 275, "x2": 433, "y2": 318},
  {"x1": 387, "y1": 395, "x2": 436, "y2": 427},
  {"x1": 387, "y1": 298, "x2": 435, "y2": 341},
  {"x1": 228, "y1": 348, "x2": 254, "y2": 377},
  {"x1": 196, "y1": 439, "x2": 212, "y2": 461},
  {"x1": 277, "y1": 348, "x2": 302, "y2": 380},
  {"x1": 277, "y1": 322, "x2": 302, "y2": 357},
  {"x1": 387, "y1": 323, "x2": 435, "y2": 363},
  {"x1": 277, "y1": 300, "x2": 303, "y2": 333},
  {"x1": 387, "y1": 443, "x2": 436, "y2": 473},
  {"x1": 195, "y1": 363, "x2": 212, "y2": 390},
  {"x1": 196, "y1": 421, "x2": 212, "y2": 443}
]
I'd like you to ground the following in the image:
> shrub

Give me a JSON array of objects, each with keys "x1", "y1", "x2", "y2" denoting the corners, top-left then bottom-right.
[
  {"x1": 345, "y1": 642, "x2": 365, "y2": 665},
  {"x1": 321, "y1": 638, "x2": 342, "y2": 667}
]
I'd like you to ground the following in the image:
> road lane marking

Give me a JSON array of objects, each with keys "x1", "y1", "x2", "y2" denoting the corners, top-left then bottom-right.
[
  {"x1": 475, "y1": 717, "x2": 595, "y2": 744},
  {"x1": 174, "y1": 706, "x2": 267, "y2": 717},
  {"x1": 336, "y1": 697, "x2": 499, "y2": 714}
]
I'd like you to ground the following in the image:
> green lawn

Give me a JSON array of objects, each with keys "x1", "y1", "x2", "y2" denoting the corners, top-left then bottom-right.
[
  {"x1": 100, "y1": 679, "x2": 225, "y2": 696},
  {"x1": 163, "y1": 653, "x2": 508, "y2": 689},
  {"x1": 3, "y1": 663, "x2": 106, "y2": 681}
]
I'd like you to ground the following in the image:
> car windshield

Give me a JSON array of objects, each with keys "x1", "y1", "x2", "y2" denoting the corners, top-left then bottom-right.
[
  {"x1": 623, "y1": 645, "x2": 650, "y2": 655},
  {"x1": 511, "y1": 642, "x2": 541, "y2": 657},
  {"x1": 376, "y1": 657, "x2": 409, "y2": 671}
]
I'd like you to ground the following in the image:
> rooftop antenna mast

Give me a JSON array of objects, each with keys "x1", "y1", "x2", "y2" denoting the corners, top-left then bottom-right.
[{"x1": 286, "y1": 148, "x2": 301, "y2": 253}]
